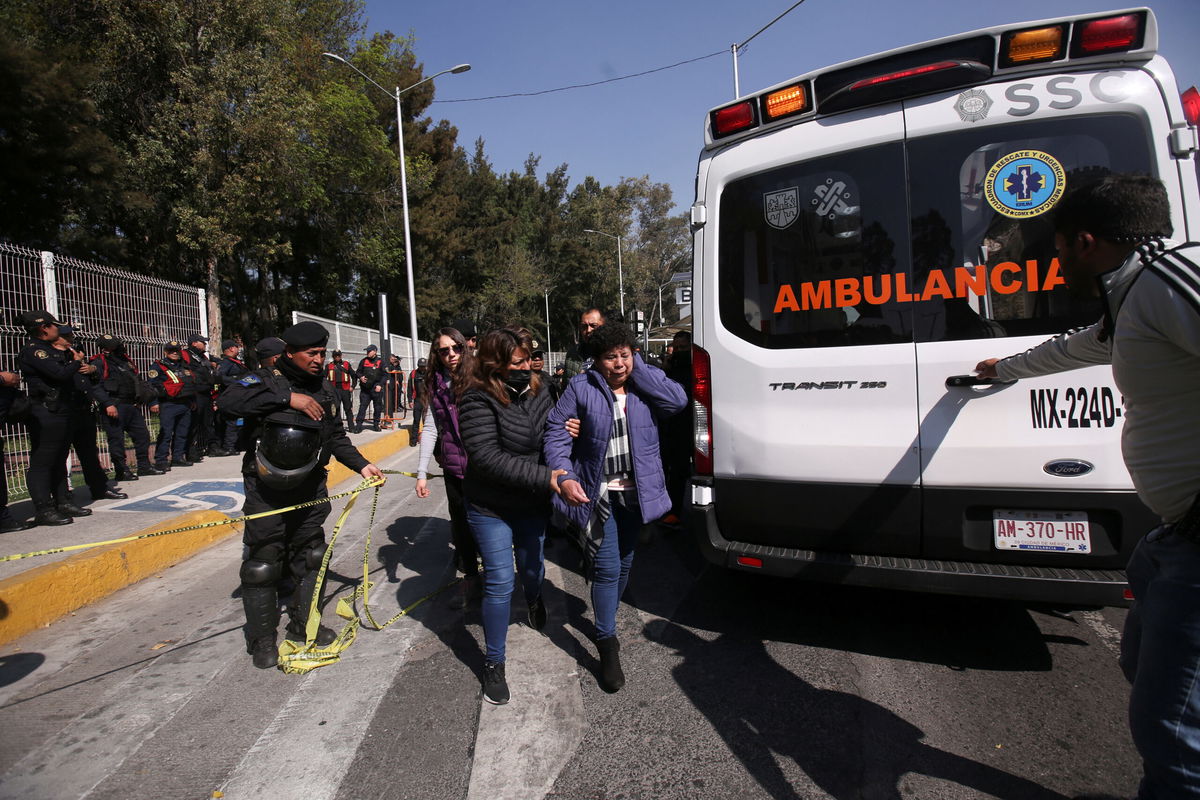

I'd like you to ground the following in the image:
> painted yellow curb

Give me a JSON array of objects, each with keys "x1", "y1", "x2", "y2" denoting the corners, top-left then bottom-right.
[{"x1": 0, "y1": 428, "x2": 412, "y2": 647}]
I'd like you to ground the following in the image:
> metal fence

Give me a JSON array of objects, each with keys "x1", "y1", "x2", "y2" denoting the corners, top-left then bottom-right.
[{"x1": 1, "y1": 243, "x2": 206, "y2": 501}]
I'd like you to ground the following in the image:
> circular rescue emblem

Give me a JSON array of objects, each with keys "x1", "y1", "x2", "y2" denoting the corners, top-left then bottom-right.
[{"x1": 984, "y1": 150, "x2": 1066, "y2": 219}]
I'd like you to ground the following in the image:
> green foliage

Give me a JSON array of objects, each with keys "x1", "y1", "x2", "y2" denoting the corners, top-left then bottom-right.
[{"x1": 0, "y1": 0, "x2": 689, "y2": 350}]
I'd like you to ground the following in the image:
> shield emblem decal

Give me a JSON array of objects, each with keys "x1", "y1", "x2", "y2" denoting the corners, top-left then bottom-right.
[{"x1": 764, "y1": 187, "x2": 799, "y2": 230}]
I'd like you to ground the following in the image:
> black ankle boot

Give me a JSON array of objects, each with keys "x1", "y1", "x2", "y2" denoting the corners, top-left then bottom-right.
[
  {"x1": 247, "y1": 635, "x2": 278, "y2": 669},
  {"x1": 596, "y1": 636, "x2": 625, "y2": 693}
]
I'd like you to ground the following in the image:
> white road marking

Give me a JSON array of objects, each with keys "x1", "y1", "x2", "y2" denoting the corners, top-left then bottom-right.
[
  {"x1": 467, "y1": 559, "x2": 587, "y2": 800},
  {"x1": 1081, "y1": 609, "x2": 1124, "y2": 656}
]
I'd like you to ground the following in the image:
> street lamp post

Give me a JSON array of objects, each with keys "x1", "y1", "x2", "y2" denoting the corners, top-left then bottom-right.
[
  {"x1": 583, "y1": 229, "x2": 625, "y2": 319},
  {"x1": 323, "y1": 52, "x2": 470, "y2": 368}
]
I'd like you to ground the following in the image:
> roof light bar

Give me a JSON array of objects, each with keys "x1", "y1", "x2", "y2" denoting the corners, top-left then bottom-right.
[
  {"x1": 1073, "y1": 12, "x2": 1144, "y2": 57},
  {"x1": 1001, "y1": 24, "x2": 1066, "y2": 66},
  {"x1": 712, "y1": 101, "x2": 756, "y2": 138}
]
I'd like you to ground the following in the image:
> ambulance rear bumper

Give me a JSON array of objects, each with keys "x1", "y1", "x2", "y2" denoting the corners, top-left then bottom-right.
[{"x1": 690, "y1": 500, "x2": 1132, "y2": 607}]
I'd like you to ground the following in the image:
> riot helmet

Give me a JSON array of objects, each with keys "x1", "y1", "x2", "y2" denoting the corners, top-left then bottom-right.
[{"x1": 256, "y1": 410, "x2": 322, "y2": 489}]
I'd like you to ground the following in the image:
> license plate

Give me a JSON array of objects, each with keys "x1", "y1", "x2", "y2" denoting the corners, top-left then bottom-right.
[{"x1": 993, "y1": 509, "x2": 1091, "y2": 554}]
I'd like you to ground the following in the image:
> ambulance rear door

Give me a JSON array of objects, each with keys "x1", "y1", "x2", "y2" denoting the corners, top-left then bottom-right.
[
  {"x1": 705, "y1": 104, "x2": 925, "y2": 556},
  {"x1": 905, "y1": 67, "x2": 1173, "y2": 569}
]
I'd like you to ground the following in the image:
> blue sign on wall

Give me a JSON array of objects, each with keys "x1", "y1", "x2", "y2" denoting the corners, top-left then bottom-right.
[{"x1": 108, "y1": 481, "x2": 246, "y2": 513}]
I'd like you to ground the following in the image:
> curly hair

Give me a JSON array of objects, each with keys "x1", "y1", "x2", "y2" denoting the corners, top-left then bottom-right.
[
  {"x1": 459, "y1": 325, "x2": 543, "y2": 404},
  {"x1": 1052, "y1": 173, "x2": 1172, "y2": 243},
  {"x1": 583, "y1": 322, "x2": 636, "y2": 360}
]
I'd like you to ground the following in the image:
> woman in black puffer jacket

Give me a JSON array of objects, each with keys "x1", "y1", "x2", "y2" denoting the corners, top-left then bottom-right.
[{"x1": 458, "y1": 326, "x2": 564, "y2": 705}]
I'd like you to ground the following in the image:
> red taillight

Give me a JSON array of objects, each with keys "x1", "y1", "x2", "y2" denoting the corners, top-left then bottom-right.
[
  {"x1": 848, "y1": 60, "x2": 960, "y2": 91},
  {"x1": 692, "y1": 343, "x2": 712, "y2": 476},
  {"x1": 736, "y1": 555, "x2": 763, "y2": 569},
  {"x1": 711, "y1": 101, "x2": 756, "y2": 138},
  {"x1": 1183, "y1": 87, "x2": 1200, "y2": 127},
  {"x1": 1124, "y1": 587, "x2": 1135, "y2": 601},
  {"x1": 1075, "y1": 13, "x2": 1143, "y2": 56}
]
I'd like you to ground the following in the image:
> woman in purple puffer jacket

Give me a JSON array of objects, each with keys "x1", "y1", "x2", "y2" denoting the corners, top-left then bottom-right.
[
  {"x1": 415, "y1": 326, "x2": 479, "y2": 609},
  {"x1": 544, "y1": 322, "x2": 686, "y2": 693}
]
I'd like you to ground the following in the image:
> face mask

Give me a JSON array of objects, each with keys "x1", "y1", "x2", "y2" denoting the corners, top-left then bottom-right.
[{"x1": 504, "y1": 369, "x2": 531, "y2": 390}]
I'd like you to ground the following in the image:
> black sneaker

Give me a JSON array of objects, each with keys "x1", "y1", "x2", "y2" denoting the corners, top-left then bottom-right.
[
  {"x1": 247, "y1": 635, "x2": 278, "y2": 669},
  {"x1": 482, "y1": 662, "x2": 509, "y2": 705},
  {"x1": 527, "y1": 596, "x2": 546, "y2": 632}
]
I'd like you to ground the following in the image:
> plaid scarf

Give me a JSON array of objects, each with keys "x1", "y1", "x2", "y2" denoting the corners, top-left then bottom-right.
[{"x1": 603, "y1": 393, "x2": 633, "y2": 481}]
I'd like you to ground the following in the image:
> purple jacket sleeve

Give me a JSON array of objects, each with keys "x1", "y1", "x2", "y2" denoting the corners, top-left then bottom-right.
[
  {"x1": 544, "y1": 378, "x2": 582, "y2": 484},
  {"x1": 627, "y1": 354, "x2": 687, "y2": 419}
]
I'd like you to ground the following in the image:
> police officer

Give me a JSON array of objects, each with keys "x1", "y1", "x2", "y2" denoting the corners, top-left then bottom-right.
[
  {"x1": 18, "y1": 311, "x2": 125, "y2": 526},
  {"x1": 354, "y1": 344, "x2": 384, "y2": 433},
  {"x1": 255, "y1": 336, "x2": 285, "y2": 370},
  {"x1": 90, "y1": 335, "x2": 162, "y2": 480},
  {"x1": 147, "y1": 341, "x2": 197, "y2": 469},
  {"x1": 218, "y1": 321, "x2": 384, "y2": 669},
  {"x1": 214, "y1": 339, "x2": 248, "y2": 456},
  {"x1": 407, "y1": 357, "x2": 427, "y2": 447},
  {"x1": 325, "y1": 349, "x2": 356, "y2": 424},
  {"x1": 183, "y1": 334, "x2": 219, "y2": 461},
  {"x1": 382, "y1": 353, "x2": 406, "y2": 426}
]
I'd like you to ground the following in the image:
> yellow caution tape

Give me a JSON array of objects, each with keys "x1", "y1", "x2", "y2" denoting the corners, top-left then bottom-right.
[{"x1": 382, "y1": 469, "x2": 442, "y2": 479}]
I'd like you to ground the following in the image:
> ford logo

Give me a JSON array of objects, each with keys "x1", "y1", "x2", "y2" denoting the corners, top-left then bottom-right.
[{"x1": 1043, "y1": 459, "x2": 1095, "y2": 477}]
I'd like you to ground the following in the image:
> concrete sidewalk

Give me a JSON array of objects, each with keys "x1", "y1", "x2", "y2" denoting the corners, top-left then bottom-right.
[{"x1": 0, "y1": 426, "x2": 414, "y2": 646}]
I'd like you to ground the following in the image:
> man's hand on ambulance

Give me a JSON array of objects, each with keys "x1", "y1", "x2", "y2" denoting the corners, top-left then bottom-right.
[{"x1": 974, "y1": 358, "x2": 1000, "y2": 379}]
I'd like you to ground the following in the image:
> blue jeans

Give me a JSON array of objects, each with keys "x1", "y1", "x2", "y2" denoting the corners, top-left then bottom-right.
[
  {"x1": 593, "y1": 491, "x2": 642, "y2": 640},
  {"x1": 1122, "y1": 524, "x2": 1200, "y2": 798},
  {"x1": 466, "y1": 503, "x2": 547, "y2": 664}
]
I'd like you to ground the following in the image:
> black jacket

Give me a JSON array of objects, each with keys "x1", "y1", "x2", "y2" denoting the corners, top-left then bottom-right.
[
  {"x1": 458, "y1": 383, "x2": 555, "y2": 515},
  {"x1": 19, "y1": 339, "x2": 91, "y2": 410},
  {"x1": 218, "y1": 362, "x2": 369, "y2": 477}
]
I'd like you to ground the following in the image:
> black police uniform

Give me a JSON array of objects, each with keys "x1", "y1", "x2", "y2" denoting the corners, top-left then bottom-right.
[
  {"x1": 354, "y1": 351, "x2": 384, "y2": 432},
  {"x1": 215, "y1": 351, "x2": 249, "y2": 454},
  {"x1": 325, "y1": 355, "x2": 356, "y2": 424},
  {"x1": 90, "y1": 342, "x2": 159, "y2": 478},
  {"x1": 183, "y1": 340, "x2": 219, "y2": 460},
  {"x1": 18, "y1": 336, "x2": 114, "y2": 520},
  {"x1": 147, "y1": 349, "x2": 196, "y2": 467},
  {"x1": 0, "y1": 381, "x2": 34, "y2": 531},
  {"x1": 382, "y1": 359, "x2": 406, "y2": 424},
  {"x1": 218, "y1": 322, "x2": 370, "y2": 668},
  {"x1": 408, "y1": 362, "x2": 427, "y2": 446}
]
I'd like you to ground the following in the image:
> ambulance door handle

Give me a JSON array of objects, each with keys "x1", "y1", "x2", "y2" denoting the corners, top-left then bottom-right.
[{"x1": 945, "y1": 375, "x2": 1017, "y2": 388}]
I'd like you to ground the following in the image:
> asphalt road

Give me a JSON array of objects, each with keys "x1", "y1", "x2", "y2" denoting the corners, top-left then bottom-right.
[{"x1": 0, "y1": 445, "x2": 1139, "y2": 799}]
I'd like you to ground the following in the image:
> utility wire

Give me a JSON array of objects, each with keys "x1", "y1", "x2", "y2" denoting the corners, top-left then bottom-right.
[
  {"x1": 432, "y1": 50, "x2": 725, "y2": 104},
  {"x1": 738, "y1": 0, "x2": 810, "y2": 50}
]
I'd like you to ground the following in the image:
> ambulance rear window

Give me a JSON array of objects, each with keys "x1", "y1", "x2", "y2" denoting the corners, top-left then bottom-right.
[{"x1": 718, "y1": 114, "x2": 1153, "y2": 349}]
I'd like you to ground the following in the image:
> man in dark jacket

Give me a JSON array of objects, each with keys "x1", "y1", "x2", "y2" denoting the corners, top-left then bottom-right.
[
  {"x1": 18, "y1": 311, "x2": 125, "y2": 526},
  {"x1": 183, "y1": 334, "x2": 219, "y2": 460},
  {"x1": 90, "y1": 335, "x2": 162, "y2": 480},
  {"x1": 354, "y1": 344, "x2": 384, "y2": 433},
  {"x1": 218, "y1": 321, "x2": 384, "y2": 669},
  {"x1": 326, "y1": 349, "x2": 356, "y2": 424},
  {"x1": 214, "y1": 339, "x2": 248, "y2": 456},
  {"x1": 148, "y1": 341, "x2": 197, "y2": 469},
  {"x1": 408, "y1": 357, "x2": 427, "y2": 447}
]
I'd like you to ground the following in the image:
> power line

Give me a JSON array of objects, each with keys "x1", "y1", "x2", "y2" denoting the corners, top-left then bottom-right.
[{"x1": 431, "y1": 50, "x2": 725, "y2": 104}]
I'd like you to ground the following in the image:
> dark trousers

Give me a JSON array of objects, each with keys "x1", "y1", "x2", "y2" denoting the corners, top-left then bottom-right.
[
  {"x1": 217, "y1": 413, "x2": 241, "y2": 452},
  {"x1": 102, "y1": 402, "x2": 153, "y2": 471},
  {"x1": 355, "y1": 387, "x2": 382, "y2": 430},
  {"x1": 332, "y1": 388, "x2": 354, "y2": 424},
  {"x1": 410, "y1": 399, "x2": 425, "y2": 441},
  {"x1": 241, "y1": 472, "x2": 331, "y2": 638},
  {"x1": 26, "y1": 403, "x2": 108, "y2": 508},
  {"x1": 156, "y1": 402, "x2": 192, "y2": 465},
  {"x1": 188, "y1": 397, "x2": 214, "y2": 458},
  {"x1": 444, "y1": 474, "x2": 478, "y2": 575}
]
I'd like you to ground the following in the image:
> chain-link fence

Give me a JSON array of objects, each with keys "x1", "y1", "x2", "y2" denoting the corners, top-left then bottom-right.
[{"x1": 1, "y1": 243, "x2": 206, "y2": 501}]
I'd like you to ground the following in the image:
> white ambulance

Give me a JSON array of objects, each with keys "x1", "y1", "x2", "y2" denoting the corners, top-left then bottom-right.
[{"x1": 689, "y1": 8, "x2": 1200, "y2": 605}]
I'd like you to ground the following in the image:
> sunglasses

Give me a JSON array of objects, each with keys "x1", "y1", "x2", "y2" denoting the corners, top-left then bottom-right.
[{"x1": 437, "y1": 344, "x2": 465, "y2": 356}]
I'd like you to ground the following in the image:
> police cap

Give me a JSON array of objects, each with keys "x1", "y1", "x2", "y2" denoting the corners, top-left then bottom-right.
[
  {"x1": 164, "y1": 340, "x2": 182, "y2": 351},
  {"x1": 451, "y1": 318, "x2": 478, "y2": 339},
  {"x1": 280, "y1": 321, "x2": 329, "y2": 349},
  {"x1": 19, "y1": 309, "x2": 62, "y2": 329},
  {"x1": 189, "y1": 334, "x2": 208, "y2": 344},
  {"x1": 97, "y1": 335, "x2": 123, "y2": 351},
  {"x1": 254, "y1": 336, "x2": 286, "y2": 359},
  {"x1": 418, "y1": 357, "x2": 428, "y2": 367},
  {"x1": 365, "y1": 343, "x2": 378, "y2": 353},
  {"x1": 221, "y1": 339, "x2": 238, "y2": 350}
]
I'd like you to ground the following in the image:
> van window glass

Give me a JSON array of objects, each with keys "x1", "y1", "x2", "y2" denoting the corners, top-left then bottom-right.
[
  {"x1": 906, "y1": 115, "x2": 1154, "y2": 342},
  {"x1": 717, "y1": 142, "x2": 912, "y2": 349}
]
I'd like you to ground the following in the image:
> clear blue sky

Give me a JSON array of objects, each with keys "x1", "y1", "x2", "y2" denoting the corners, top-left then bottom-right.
[{"x1": 361, "y1": 1, "x2": 1200, "y2": 213}]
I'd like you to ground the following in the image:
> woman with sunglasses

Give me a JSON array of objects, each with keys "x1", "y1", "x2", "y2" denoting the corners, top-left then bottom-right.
[
  {"x1": 415, "y1": 327, "x2": 479, "y2": 609},
  {"x1": 458, "y1": 326, "x2": 565, "y2": 705}
]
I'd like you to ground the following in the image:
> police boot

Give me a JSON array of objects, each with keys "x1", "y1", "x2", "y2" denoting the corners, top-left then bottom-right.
[
  {"x1": 286, "y1": 554, "x2": 336, "y2": 647},
  {"x1": 241, "y1": 559, "x2": 281, "y2": 669},
  {"x1": 113, "y1": 459, "x2": 137, "y2": 481},
  {"x1": 596, "y1": 636, "x2": 625, "y2": 693},
  {"x1": 57, "y1": 501, "x2": 92, "y2": 517},
  {"x1": 33, "y1": 505, "x2": 72, "y2": 527}
]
